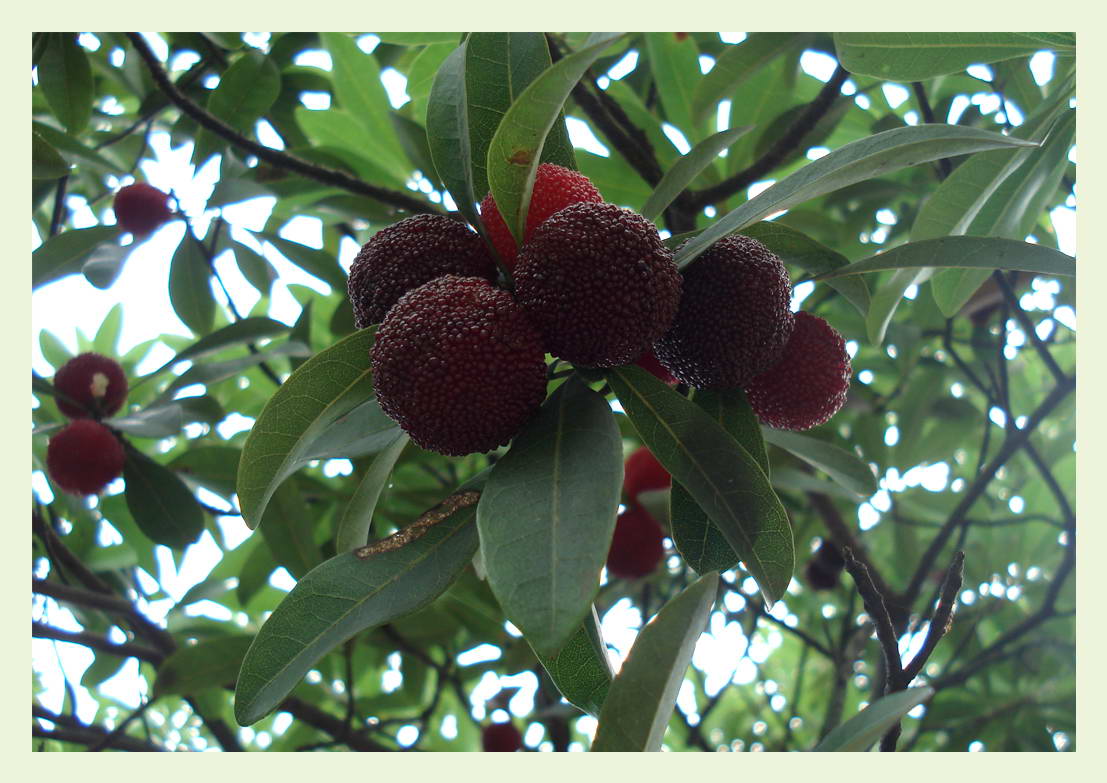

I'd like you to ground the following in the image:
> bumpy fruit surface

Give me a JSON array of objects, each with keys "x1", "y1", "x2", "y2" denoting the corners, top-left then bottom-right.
[
  {"x1": 745, "y1": 311, "x2": 851, "y2": 431},
  {"x1": 46, "y1": 420, "x2": 125, "y2": 495},
  {"x1": 514, "y1": 202, "x2": 681, "y2": 367},
  {"x1": 347, "y1": 215, "x2": 498, "y2": 328},
  {"x1": 623, "y1": 446, "x2": 670, "y2": 505},
  {"x1": 606, "y1": 505, "x2": 666, "y2": 580},
  {"x1": 634, "y1": 348, "x2": 677, "y2": 385},
  {"x1": 53, "y1": 353, "x2": 128, "y2": 419},
  {"x1": 479, "y1": 163, "x2": 602, "y2": 271},
  {"x1": 655, "y1": 234, "x2": 794, "y2": 388},
  {"x1": 371, "y1": 276, "x2": 548, "y2": 456},
  {"x1": 113, "y1": 183, "x2": 172, "y2": 238},
  {"x1": 481, "y1": 722, "x2": 523, "y2": 752}
]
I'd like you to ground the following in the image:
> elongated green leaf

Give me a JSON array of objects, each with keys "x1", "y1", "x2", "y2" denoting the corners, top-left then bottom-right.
[
  {"x1": 169, "y1": 236, "x2": 215, "y2": 335},
  {"x1": 140, "y1": 317, "x2": 292, "y2": 381},
  {"x1": 725, "y1": 57, "x2": 793, "y2": 176},
  {"x1": 487, "y1": 33, "x2": 624, "y2": 242},
  {"x1": 122, "y1": 445, "x2": 205, "y2": 550},
  {"x1": 33, "y1": 226, "x2": 119, "y2": 289},
  {"x1": 761, "y1": 428, "x2": 877, "y2": 498},
  {"x1": 426, "y1": 42, "x2": 482, "y2": 230},
  {"x1": 154, "y1": 635, "x2": 255, "y2": 698},
  {"x1": 206, "y1": 50, "x2": 281, "y2": 132},
  {"x1": 533, "y1": 606, "x2": 613, "y2": 717},
  {"x1": 234, "y1": 477, "x2": 485, "y2": 725},
  {"x1": 466, "y1": 33, "x2": 577, "y2": 202},
  {"x1": 168, "y1": 445, "x2": 241, "y2": 499},
  {"x1": 336, "y1": 433, "x2": 409, "y2": 553},
  {"x1": 835, "y1": 32, "x2": 1066, "y2": 81},
  {"x1": 671, "y1": 389, "x2": 767, "y2": 576},
  {"x1": 81, "y1": 243, "x2": 129, "y2": 290},
  {"x1": 866, "y1": 268, "x2": 932, "y2": 345},
  {"x1": 231, "y1": 241, "x2": 278, "y2": 294},
  {"x1": 38, "y1": 33, "x2": 93, "y2": 134},
  {"x1": 591, "y1": 572, "x2": 718, "y2": 751},
  {"x1": 294, "y1": 107, "x2": 404, "y2": 187},
  {"x1": 406, "y1": 42, "x2": 454, "y2": 124},
  {"x1": 644, "y1": 32, "x2": 702, "y2": 142},
  {"x1": 236, "y1": 328, "x2": 392, "y2": 528},
  {"x1": 640, "y1": 126, "x2": 752, "y2": 221},
  {"x1": 692, "y1": 33, "x2": 804, "y2": 122},
  {"x1": 606, "y1": 367, "x2": 793, "y2": 606},
  {"x1": 674, "y1": 125, "x2": 1037, "y2": 270},
  {"x1": 32, "y1": 129, "x2": 70, "y2": 179},
  {"x1": 376, "y1": 32, "x2": 461, "y2": 45},
  {"x1": 108, "y1": 396, "x2": 224, "y2": 438},
  {"x1": 302, "y1": 396, "x2": 399, "y2": 462},
  {"x1": 258, "y1": 479, "x2": 322, "y2": 580},
  {"x1": 478, "y1": 376, "x2": 623, "y2": 656},
  {"x1": 814, "y1": 687, "x2": 934, "y2": 751},
  {"x1": 261, "y1": 233, "x2": 346, "y2": 290}
]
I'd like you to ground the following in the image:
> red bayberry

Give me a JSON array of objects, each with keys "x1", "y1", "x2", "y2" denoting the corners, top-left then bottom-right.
[
  {"x1": 481, "y1": 721, "x2": 523, "y2": 752},
  {"x1": 623, "y1": 446, "x2": 671, "y2": 505},
  {"x1": 46, "y1": 419, "x2": 125, "y2": 496},
  {"x1": 606, "y1": 505, "x2": 666, "y2": 580},
  {"x1": 633, "y1": 349, "x2": 678, "y2": 385},
  {"x1": 52, "y1": 353, "x2": 128, "y2": 419},
  {"x1": 113, "y1": 183, "x2": 173, "y2": 238}
]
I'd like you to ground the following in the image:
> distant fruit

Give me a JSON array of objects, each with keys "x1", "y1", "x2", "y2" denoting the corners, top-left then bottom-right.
[
  {"x1": 745, "y1": 312, "x2": 851, "y2": 431},
  {"x1": 370, "y1": 276, "x2": 547, "y2": 456},
  {"x1": 479, "y1": 163, "x2": 603, "y2": 271},
  {"x1": 633, "y1": 349, "x2": 677, "y2": 385},
  {"x1": 113, "y1": 183, "x2": 172, "y2": 238},
  {"x1": 804, "y1": 539, "x2": 845, "y2": 590},
  {"x1": 52, "y1": 353, "x2": 128, "y2": 419},
  {"x1": 347, "y1": 214, "x2": 498, "y2": 328},
  {"x1": 655, "y1": 234, "x2": 794, "y2": 388},
  {"x1": 606, "y1": 505, "x2": 666, "y2": 580},
  {"x1": 482, "y1": 721, "x2": 523, "y2": 752},
  {"x1": 514, "y1": 202, "x2": 681, "y2": 367},
  {"x1": 623, "y1": 446, "x2": 670, "y2": 505},
  {"x1": 45, "y1": 419, "x2": 125, "y2": 495}
]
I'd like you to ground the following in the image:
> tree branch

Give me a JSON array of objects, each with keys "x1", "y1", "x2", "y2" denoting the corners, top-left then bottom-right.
[
  {"x1": 33, "y1": 707, "x2": 166, "y2": 752},
  {"x1": 32, "y1": 621, "x2": 163, "y2": 664}
]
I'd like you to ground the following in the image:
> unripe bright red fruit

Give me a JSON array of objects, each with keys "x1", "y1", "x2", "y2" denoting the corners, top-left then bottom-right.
[
  {"x1": 347, "y1": 214, "x2": 498, "y2": 328},
  {"x1": 479, "y1": 163, "x2": 602, "y2": 271},
  {"x1": 606, "y1": 505, "x2": 666, "y2": 580},
  {"x1": 113, "y1": 183, "x2": 172, "y2": 238},
  {"x1": 481, "y1": 721, "x2": 523, "y2": 752},
  {"x1": 633, "y1": 349, "x2": 677, "y2": 385},
  {"x1": 745, "y1": 312, "x2": 852, "y2": 431},
  {"x1": 371, "y1": 276, "x2": 548, "y2": 457},
  {"x1": 46, "y1": 419, "x2": 125, "y2": 495},
  {"x1": 623, "y1": 446, "x2": 670, "y2": 505},
  {"x1": 53, "y1": 353, "x2": 128, "y2": 419}
]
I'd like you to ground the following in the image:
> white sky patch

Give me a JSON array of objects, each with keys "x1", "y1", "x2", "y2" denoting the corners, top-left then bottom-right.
[
  {"x1": 807, "y1": 147, "x2": 829, "y2": 160},
  {"x1": 1030, "y1": 51, "x2": 1055, "y2": 85},
  {"x1": 294, "y1": 50, "x2": 332, "y2": 70},
  {"x1": 947, "y1": 95, "x2": 970, "y2": 124},
  {"x1": 242, "y1": 32, "x2": 270, "y2": 51},
  {"x1": 699, "y1": 55, "x2": 715, "y2": 74},
  {"x1": 606, "y1": 50, "x2": 638, "y2": 80},
  {"x1": 301, "y1": 91, "x2": 331, "y2": 110},
  {"x1": 380, "y1": 68, "x2": 410, "y2": 108},
  {"x1": 1050, "y1": 206, "x2": 1076, "y2": 256},
  {"x1": 800, "y1": 50, "x2": 837, "y2": 82},
  {"x1": 854, "y1": 94, "x2": 871, "y2": 111},
  {"x1": 601, "y1": 598, "x2": 642, "y2": 673},
  {"x1": 966, "y1": 63, "x2": 994, "y2": 82},
  {"x1": 255, "y1": 119, "x2": 284, "y2": 150},
  {"x1": 717, "y1": 100, "x2": 731, "y2": 132},
  {"x1": 269, "y1": 567, "x2": 296, "y2": 592},
  {"x1": 904, "y1": 111, "x2": 919, "y2": 126},
  {"x1": 719, "y1": 33, "x2": 747, "y2": 45},
  {"x1": 791, "y1": 280, "x2": 815, "y2": 311},
  {"x1": 882, "y1": 83, "x2": 910, "y2": 110},
  {"x1": 457, "y1": 643, "x2": 502, "y2": 666},
  {"x1": 357, "y1": 34, "x2": 381, "y2": 54},
  {"x1": 662, "y1": 123, "x2": 692, "y2": 155},
  {"x1": 748, "y1": 180, "x2": 775, "y2": 199},
  {"x1": 566, "y1": 116, "x2": 610, "y2": 157}
]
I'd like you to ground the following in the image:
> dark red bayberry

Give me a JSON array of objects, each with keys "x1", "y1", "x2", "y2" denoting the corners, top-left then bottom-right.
[
  {"x1": 514, "y1": 202, "x2": 681, "y2": 368},
  {"x1": 347, "y1": 214, "x2": 498, "y2": 328},
  {"x1": 46, "y1": 419, "x2": 125, "y2": 496},
  {"x1": 623, "y1": 446, "x2": 670, "y2": 506},
  {"x1": 655, "y1": 234, "x2": 794, "y2": 389},
  {"x1": 479, "y1": 163, "x2": 603, "y2": 271},
  {"x1": 370, "y1": 276, "x2": 548, "y2": 456},
  {"x1": 53, "y1": 353, "x2": 128, "y2": 419},
  {"x1": 745, "y1": 312, "x2": 851, "y2": 431},
  {"x1": 606, "y1": 505, "x2": 666, "y2": 580},
  {"x1": 113, "y1": 183, "x2": 172, "y2": 238},
  {"x1": 481, "y1": 721, "x2": 524, "y2": 752}
]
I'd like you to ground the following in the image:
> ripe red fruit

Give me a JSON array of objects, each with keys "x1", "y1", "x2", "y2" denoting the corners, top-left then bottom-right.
[
  {"x1": 479, "y1": 163, "x2": 603, "y2": 271},
  {"x1": 514, "y1": 202, "x2": 681, "y2": 367},
  {"x1": 623, "y1": 446, "x2": 670, "y2": 505},
  {"x1": 804, "y1": 558, "x2": 840, "y2": 590},
  {"x1": 347, "y1": 214, "x2": 498, "y2": 328},
  {"x1": 481, "y1": 721, "x2": 523, "y2": 752},
  {"x1": 606, "y1": 505, "x2": 666, "y2": 580},
  {"x1": 53, "y1": 353, "x2": 128, "y2": 419},
  {"x1": 655, "y1": 234, "x2": 794, "y2": 389},
  {"x1": 633, "y1": 349, "x2": 678, "y2": 385},
  {"x1": 371, "y1": 275, "x2": 548, "y2": 456},
  {"x1": 113, "y1": 183, "x2": 173, "y2": 238},
  {"x1": 46, "y1": 419, "x2": 125, "y2": 495},
  {"x1": 745, "y1": 311, "x2": 852, "y2": 431}
]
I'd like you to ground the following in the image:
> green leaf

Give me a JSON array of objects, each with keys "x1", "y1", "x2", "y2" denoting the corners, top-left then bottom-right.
[
  {"x1": 644, "y1": 32, "x2": 703, "y2": 142},
  {"x1": 206, "y1": 50, "x2": 281, "y2": 132},
  {"x1": 287, "y1": 300, "x2": 313, "y2": 372},
  {"x1": 157, "y1": 343, "x2": 310, "y2": 400},
  {"x1": 671, "y1": 388, "x2": 768, "y2": 576},
  {"x1": 154, "y1": 635, "x2": 255, "y2": 698},
  {"x1": 426, "y1": 42, "x2": 482, "y2": 230},
  {"x1": 37, "y1": 33, "x2": 94, "y2": 134},
  {"x1": 33, "y1": 226, "x2": 119, "y2": 289},
  {"x1": 258, "y1": 479, "x2": 323, "y2": 580},
  {"x1": 814, "y1": 687, "x2": 934, "y2": 751},
  {"x1": 234, "y1": 477, "x2": 485, "y2": 725},
  {"x1": 32, "y1": 129, "x2": 70, "y2": 179},
  {"x1": 866, "y1": 268, "x2": 933, "y2": 346},
  {"x1": 834, "y1": 32, "x2": 1066, "y2": 81},
  {"x1": 261, "y1": 233, "x2": 346, "y2": 291},
  {"x1": 81, "y1": 243, "x2": 130, "y2": 289},
  {"x1": 478, "y1": 376, "x2": 623, "y2": 656},
  {"x1": 168, "y1": 236, "x2": 215, "y2": 335},
  {"x1": 140, "y1": 317, "x2": 292, "y2": 382},
  {"x1": 674, "y1": 125, "x2": 1037, "y2": 270},
  {"x1": 376, "y1": 32, "x2": 461, "y2": 45},
  {"x1": 532, "y1": 606, "x2": 613, "y2": 717},
  {"x1": 236, "y1": 328, "x2": 396, "y2": 529},
  {"x1": 335, "y1": 433, "x2": 409, "y2": 553},
  {"x1": 168, "y1": 446, "x2": 241, "y2": 499},
  {"x1": 640, "y1": 125, "x2": 752, "y2": 221},
  {"x1": 122, "y1": 445, "x2": 205, "y2": 550},
  {"x1": 761, "y1": 428, "x2": 878, "y2": 498},
  {"x1": 691, "y1": 33, "x2": 805, "y2": 122},
  {"x1": 231, "y1": 241, "x2": 278, "y2": 295},
  {"x1": 606, "y1": 366, "x2": 793, "y2": 606},
  {"x1": 486, "y1": 33, "x2": 624, "y2": 242},
  {"x1": 406, "y1": 43, "x2": 454, "y2": 124},
  {"x1": 591, "y1": 572, "x2": 718, "y2": 751}
]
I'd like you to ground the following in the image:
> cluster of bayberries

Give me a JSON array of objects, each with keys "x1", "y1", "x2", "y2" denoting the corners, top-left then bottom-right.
[
  {"x1": 44, "y1": 354, "x2": 129, "y2": 495},
  {"x1": 349, "y1": 164, "x2": 851, "y2": 458}
]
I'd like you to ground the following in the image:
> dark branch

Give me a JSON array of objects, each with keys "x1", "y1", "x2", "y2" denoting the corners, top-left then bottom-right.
[
  {"x1": 912, "y1": 82, "x2": 951, "y2": 179},
  {"x1": 32, "y1": 707, "x2": 166, "y2": 752},
  {"x1": 992, "y1": 271, "x2": 1067, "y2": 386},
  {"x1": 842, "y1": 548, "x2": 905, "y2": 692},
  {"x1": 32, "y1": 621, "x2": 163, "y2": 663},
  {"x1": 902, "y1": 552, "x2": 965, "y2": 683}
]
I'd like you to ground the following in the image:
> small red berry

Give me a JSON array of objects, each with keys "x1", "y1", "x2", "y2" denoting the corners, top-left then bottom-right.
[
  {"x1": 606, "y1": 505, "x2": 666, "y2": 580},
  {"x1": 481, "y1": 721, "x2": 523, "y2": 752},
  {"x1": 52, "y1": 353, "x2": 128, "y2": 419},
  {"x1": 46, "y1": 420, "x2": 125, "y2": 496},
  {"x1": 113, "y1": 183, "x2": 173, "y2": 238},
  {"x1": 623, "y1": 446, "x2": 671, "y2": 505}
]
